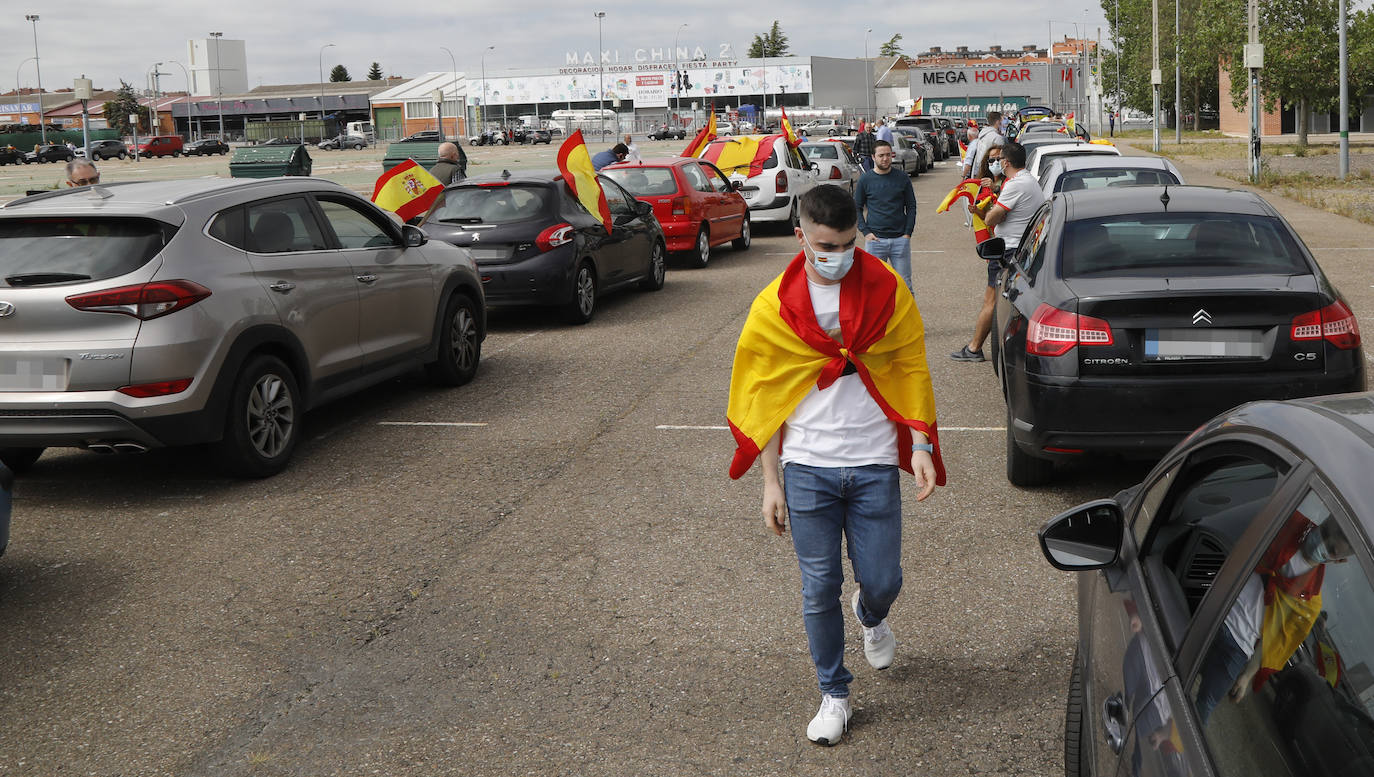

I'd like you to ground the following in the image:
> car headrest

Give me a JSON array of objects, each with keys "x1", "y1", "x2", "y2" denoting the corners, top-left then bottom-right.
[
  {"x1": 251, "y1": 211, "x2": 295, "y2": 253},
  {"x1": 1061, "y1": 176, "x2": 1087, "y2": 192}
]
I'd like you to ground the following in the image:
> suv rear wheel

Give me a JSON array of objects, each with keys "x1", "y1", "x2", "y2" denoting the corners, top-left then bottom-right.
[
  {"x1": 217, "y1": 355, "x2": 300, "y2": 478},
  {"x1": 0, "y1": 447, "x2": 45, "y2": 474},
  {"x1": 426, "y1": 293, "x2": 481, "y2": 386}
]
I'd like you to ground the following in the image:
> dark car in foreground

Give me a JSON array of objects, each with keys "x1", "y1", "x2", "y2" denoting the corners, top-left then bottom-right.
[
  {"x1": 420, "y1": 170, "x2": 666, "y2": 324},
  {"x1": 989, "y1": 186, "x2": 1364, "y2": 485},
  {"x1": 184, "y1": 138, "x2": 230, "y2": 156},
  {"x1": 1040, "y1": 391, "x2": 1374, "y2": 777}
]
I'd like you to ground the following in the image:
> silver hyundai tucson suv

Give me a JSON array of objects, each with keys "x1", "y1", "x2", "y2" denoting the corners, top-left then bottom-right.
[{"x1": 0, "y1": 177, "x2": 485, "y2": 477}]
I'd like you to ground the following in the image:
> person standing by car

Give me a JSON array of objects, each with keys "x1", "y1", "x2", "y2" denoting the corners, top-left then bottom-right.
[
  {"x1": 952, "y1": 141, "x2": 1042, "y2": 362},
  {"x1": 852, "y1": 124, "x2": 876, "y2": 172},
  {"x1": 854, "y1": 141, "x2": 917, "y2": 293},
  {"x1": 874, "y1": 118, "x2": 893, "y2": 145},
  {"x1": 727, "y1": 185, "x2": 944, "y2": 746},
  {"x1": 65, "y1": 159, "x2": 99, "y2": 187},
  {"x1": 623, "y1": 134, "x2": 641, "y2": 163},
  {"x1": 591, "y1": 143, "x2": 628, "y2": 171},
  {"x1": 428, "y1": 142, "x2": 468, "y2": 185},
  {"x1": 964, "y1": 111, "x2": 1006, "y2": 182}
]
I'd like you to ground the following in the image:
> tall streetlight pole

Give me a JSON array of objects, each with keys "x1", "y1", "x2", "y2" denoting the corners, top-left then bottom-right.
[
  {"x1": 25, "y1": 14, "x2": 46, "y2": 144},
  {"x1": 480, "y1": 45, "x2": 494, "y2": 134},
  {"x1": 1338, "y1": 0, "x2": 1349, "y2": 179},
  {"x1": 148, "y1": 62, "x2": 164, "y2": 136},
  {"x1": 319, "y1": 43, "x2": 335, "y2": 122},
  {"x1": 1175, "y1": 0, "x2": 1182, "y2": 142},
  {"x1": 674, "y1": 23, "x2": 688, "y2": 120},
  {"x1": 1151, "y1": 0, "x2": 1162, "y2": 153},
  {"x1": 864, "y1": 28, "x2": 873, "y2": 125},
  {"x1": 210, "y1": 32, "x2": 225, "y2": 139},
  {"x1": 170, "y1": 60, "x2": 195, "y2": 140},
  {"x1": 441, "y1": 46, "x2": 458, "y2": 136},
  {"x1": 596, "y1": 12, "x2": 607, "y2": 140}
]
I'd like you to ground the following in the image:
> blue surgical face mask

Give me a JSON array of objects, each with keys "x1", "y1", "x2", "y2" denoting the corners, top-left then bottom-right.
[
  {"x1": 1303, "y1": 529, "x2": 1332, "y2": 565},
  {"x1": 802, "y1": 232, "x2": 855, "y2": 280}
]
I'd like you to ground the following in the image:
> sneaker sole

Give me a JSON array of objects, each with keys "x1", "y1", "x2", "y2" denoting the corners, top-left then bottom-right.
[{"x1": 808, "y1": 735, "x2": 842, "y2": 746}]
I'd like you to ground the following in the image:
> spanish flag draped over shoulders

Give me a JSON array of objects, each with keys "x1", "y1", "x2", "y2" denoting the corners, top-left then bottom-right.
[{"x1": 726, "y1": 251, "x2": 945, "y2": 483}]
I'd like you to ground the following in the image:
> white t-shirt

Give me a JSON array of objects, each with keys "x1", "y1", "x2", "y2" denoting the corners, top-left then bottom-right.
[
  {"x1": 1221, "y1": 573, "x2": 1265, "y2": 657},
  {"x1": 780, "y1": 279, "x2": 897, "y2": 468},
  {"x1": 626, "y1": 142, "x2": 641, "y2": 162},
  {"x1": 994, "y1": 169, "x2": 1045, "y2": 249}
]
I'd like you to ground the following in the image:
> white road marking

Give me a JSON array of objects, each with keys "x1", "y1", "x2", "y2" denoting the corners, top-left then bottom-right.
[
  {"x1": 656, "y1": 425, "x2": 729, "y2": 431},
  {"x1": 487, "y1": 331, "x2": 540, "y2": 355},
  {"x1": 378, "y1": 422, "x2": 489, "y2": 427},
  {"x1": 941, "y1": 426, "x2": 1005, "y2": 432},
  {"x1": 912, "y1": 250, "x2": 946, "y2": 254},
  {"x1": 1311, "y1": 247, "x2": 1374, "y2": 251}
]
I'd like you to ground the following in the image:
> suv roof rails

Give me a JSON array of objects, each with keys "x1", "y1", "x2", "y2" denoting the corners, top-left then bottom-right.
[{"x1": 2, "y1": 181, "x2": 148, "y2": 208}]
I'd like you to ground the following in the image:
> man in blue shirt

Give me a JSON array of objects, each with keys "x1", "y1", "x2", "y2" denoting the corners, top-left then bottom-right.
[
  {"x1": 591, "y1": 143, "x2": 628, "y2": 171},
  {"x1": 874, "y1": 119, "x2": 894, "y2": 145},
  {"x1": 853, "y1": 141, "x2": 917, "y2": 292}
]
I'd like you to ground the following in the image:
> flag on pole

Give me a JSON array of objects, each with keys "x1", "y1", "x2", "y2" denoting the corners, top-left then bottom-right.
[
  {"x1": 780, "y1": 106, "x2": 802, "y2": 148},
  {"x1": 371, "y1": 159, "x2": 443, "y2": 222},
  {"x1": 556, "y1": 129, "x2": 612, "y2": 234},
  {"x1": 682, "y1": 109, "x2": 717, "y2": 158},
  {"x1": 906, "y1": 97, "x2": 924, "y2": 116}
]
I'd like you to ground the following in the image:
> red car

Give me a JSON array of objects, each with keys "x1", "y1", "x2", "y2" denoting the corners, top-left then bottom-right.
[{"x1": 602, "y1": 157, "x2": 750, "y2": 268}]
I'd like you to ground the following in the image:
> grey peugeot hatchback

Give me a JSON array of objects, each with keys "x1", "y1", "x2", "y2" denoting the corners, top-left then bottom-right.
[{"x1": 0, "y1": 177, "x2": 485, "y2": 476}]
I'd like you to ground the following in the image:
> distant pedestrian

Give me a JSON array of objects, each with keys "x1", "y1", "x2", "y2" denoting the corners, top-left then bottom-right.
[
  {"x1": 951, "y1": 141, "x2": 1043, "y2": 362},
  {"x1": 428, "y1": 142, "x2": 468, "y2": 184},
  {"x1": 623, "y1": 133, "x2": 641, "y2": 162},
  {"x1": 852, "y1": 124, "x2": 876, "y2": 172},
  {"x1": 727, "y1": 184, "x2": 943, "y2": 747},
  {"x1": 1109, "y1": 111, "x2": 1116, "y2": 137},
  {"x1": 65, "y1": 159, "x2": 99, "y2": 187},
  {"x1": 591, "y1": 143, "x2": 628, "y2": 170},
  {"x1": 874, "y1": 118, "x2": 893, "y2": 145},
  {"x1": 854, "y1": 140, "x2": 917, "y2": 292}
]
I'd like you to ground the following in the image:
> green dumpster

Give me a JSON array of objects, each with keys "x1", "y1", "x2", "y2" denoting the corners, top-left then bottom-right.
[
  {"x1": 228, "y1": 144, "x2": 313, "y2": 178},
  {"x1": 382, "y1": 141, "x2": 444, "y2": 173}
]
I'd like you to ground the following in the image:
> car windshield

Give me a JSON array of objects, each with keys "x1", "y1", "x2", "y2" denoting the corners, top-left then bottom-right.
[
  {"x1": 601, "y1": 167, "x2": 678, "y2": 196},
  {"x1": 1062, "y1": 212, "x2": 1310, "y2": 277},
  {"x1": 0, "y1": 217, "x2": 169, "y2": 285},
  {"x1": 803, "y1": 145, "x2": 840, "y2": 160},
  {"x1": 1056, "y1": 167, "x2": 1180, "y2": 192},
  {"x1": 424, "y1": 184, "x2": 550, "y2": 225}
]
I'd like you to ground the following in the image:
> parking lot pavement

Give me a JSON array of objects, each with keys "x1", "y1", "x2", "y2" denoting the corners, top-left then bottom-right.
[{"x1": 1, "y1": 145, "x2": 1368, "y2": 775}]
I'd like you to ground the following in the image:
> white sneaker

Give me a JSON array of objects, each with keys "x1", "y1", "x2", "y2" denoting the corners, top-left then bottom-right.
[
  {"x1": 852, "y1": 589, "x2": 895, "y2": 670},
  {"x1": 806, "y1": 693, "x2": 852, "y2": 745}
]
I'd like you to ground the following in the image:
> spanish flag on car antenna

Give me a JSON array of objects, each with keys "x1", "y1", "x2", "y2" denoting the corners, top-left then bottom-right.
[
  {"x1": 907, "y1": 97, "x2": 924, "y2": 116},
  {"x1": 780, "y1": 106, "x2": 802, "y2": 148},
  {"x1": 556, "y1": 129, "x2": 612, "y2": 234},
  {"x1": 371, "y1": 159, "x2": 443, "y2": 222},
  {"x1": 682, "y1": 109, "x2": 717, "y2": 158}
]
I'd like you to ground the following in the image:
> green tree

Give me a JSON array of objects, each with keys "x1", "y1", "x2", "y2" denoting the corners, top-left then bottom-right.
[
  {"x1": 1223, "y1": 0, "x2": 1340, "y2": 146},
  {"x1": 879, "y1": 33, "x2": 904, "y2": 58},
  {"x1": 748, "y1": 21, "x2": 790, "y2": 58},
  {"x1": 367, "y1": 62, "x2": 383, "y2": 80},
  {"x1": 329, "y1": 64, "x2": 351, "y2": 82},
  {"x1": 103, "y1": 80, "x2": 145, "y2": 136}
]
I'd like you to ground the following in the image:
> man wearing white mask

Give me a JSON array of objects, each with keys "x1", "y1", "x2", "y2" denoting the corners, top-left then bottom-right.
[{"x1": 726, "y1": 185, "x2": 945, "y2": 746}]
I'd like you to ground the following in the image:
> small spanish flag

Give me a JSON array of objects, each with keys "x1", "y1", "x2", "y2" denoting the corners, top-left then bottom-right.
[
  {"x1": 907, "y1": 97, "x2": 924, "y2": 116},
  {"x1": 682, "y1": 110, "x2": 717, "y2": 158},
  {"x1": 556, "y1": 129, "x2": 612, "y2": 234},
  {"x1": 371, "y1": 159, "x2": 443, "y2": 222},
  {"x1": 780, "y1": 106, "x2": 802, "y2": 148},
  {"x1": 937, "y1": 179, "x2": 996, "y2": 243},
  {"x1": 1066, "y1": 112, "x2": 1076, "y2": 134}
]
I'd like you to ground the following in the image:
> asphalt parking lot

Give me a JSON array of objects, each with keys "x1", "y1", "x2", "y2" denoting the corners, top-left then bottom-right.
[{"x1": 0, "y1": 138, "x2": 1370, "y2": 775}]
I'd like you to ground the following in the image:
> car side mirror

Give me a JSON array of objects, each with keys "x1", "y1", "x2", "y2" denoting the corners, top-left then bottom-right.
[
  {"x1": 402, "y1": 223, "x2": 428, "y2": 248},
  {"x1": 1038, "y1": 499, "x2": 1123, "y2": 571},
  {"x1": 635, "y1": 200, "x2": 652, "y2": 217},
  {"x1": 808, "y1": 162, "x2": 820, "y2": 173},
  {"x1": 731, "y1": 180, "x2": 744, "y2": 191},
  {"x1": 975, "y1": 237, "x2": 1006, "y2": 260}
]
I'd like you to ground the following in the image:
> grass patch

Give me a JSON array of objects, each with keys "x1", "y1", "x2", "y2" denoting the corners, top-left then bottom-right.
[
  {"x1": 1110, "y1": 128, "x2": 1225, "y2": 140},
  {"x1": 1218, "y1": 168, "x2": 1374, "y2": 226}
]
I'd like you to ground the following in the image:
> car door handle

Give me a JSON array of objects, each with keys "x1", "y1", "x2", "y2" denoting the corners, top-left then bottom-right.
[
  {"x1": 268, "y1": 281, "x2": 295, "y2": 293},
  {"x1": 1102, "y1": 693, "x2": 1127, "y2": 755},
  {"x1": 355, "y1": 274, "x2": 379, "y2": 284}
]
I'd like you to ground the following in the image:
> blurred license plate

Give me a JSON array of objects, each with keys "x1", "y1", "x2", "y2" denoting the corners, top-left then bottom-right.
[
  {"x1": 469, "y1": 247, "x2": 512, "y2": 261},
  {"x1": 0, "y1": 357, "x2": 69, "y2": 390},
  {"x1": 1145, "y1": 328, "x2": 1264, "y2": 361}
]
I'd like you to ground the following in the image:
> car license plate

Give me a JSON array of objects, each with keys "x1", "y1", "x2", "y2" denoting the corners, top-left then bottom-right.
[
  {"x1": 1144, "y1": 328, "x2": 1265, "y2": 361},
  {"x1": 0, "y1": 357, "x2": 69, "y2": 391},
  {"x1": 469, "y1": 247, "x2": 512, "y2": 261}
]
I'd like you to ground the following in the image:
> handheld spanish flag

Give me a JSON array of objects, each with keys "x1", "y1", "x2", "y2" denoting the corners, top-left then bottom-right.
[
  {"x1": 1066, "y1": 111, "x2": 1076, "y2": 134},
  {"x1": 556, "y1": 129, "x2": 612, "y2": 234},
  {"x1": 371, "y1": 159, "x2": 443, "y2": 222},
  {"x1": 682, "y1": 110, "x2": 717, "y2": 158},
  {"x1": 906, "y1": 97, "x2": 924, "y2": 116},
  {"x1": 780, "y1": 106, "x2": 802, "y2": 148},
  {"x1": 937, "y1": 179, "x2": 996, "y2": 243}
]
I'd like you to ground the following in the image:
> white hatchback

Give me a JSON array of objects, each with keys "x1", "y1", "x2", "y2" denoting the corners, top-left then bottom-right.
[{"x1": 697, "y1": 135, "x2": 820, "y2": 226}]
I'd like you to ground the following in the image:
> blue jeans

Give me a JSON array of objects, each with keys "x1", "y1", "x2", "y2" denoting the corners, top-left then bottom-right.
[
  {"x1": 1194, "y1": 625, "x2": 1250, "y2": 725},
  {"x1": 783, "y1": 463, "x2": 904, "y2": 698},
  {"x1": 866, "y1": 236, "x2": 913, "y2": 293}
]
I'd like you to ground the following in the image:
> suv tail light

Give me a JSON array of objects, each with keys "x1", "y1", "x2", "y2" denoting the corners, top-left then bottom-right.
[
  {"x1": 776, "y1": 170, "x2": 788, "y2": 193},
  {"x1": 118, "y1": 378, "x2": 193, "y2": 398},
  {"x1": 535, "y1": 223, "x2": 574, "y2": 253},
  {"x1": 1027, "y1": 303, "x2": 1114, "y2": 356},
  {"x1": 1291, "y1": 300, "x2": 1361, "y2": 349},
  {"x1": 828, "y1": 166, "x2": 842, "y2": 180},
  {"x1": 66, "y1": 280, "x2": 211, "y2": 320}
]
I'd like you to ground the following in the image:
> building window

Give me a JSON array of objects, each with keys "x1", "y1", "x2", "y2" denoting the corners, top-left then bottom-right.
[{"x1": 405, "y1": 101, "x2": 434, "y2": 119}]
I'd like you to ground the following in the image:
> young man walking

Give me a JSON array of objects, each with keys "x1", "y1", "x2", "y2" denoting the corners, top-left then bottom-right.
[
  {"x1": 853, "y1": 141, "x2": 918, "y2": 293},
  {"x1": 952, "y1": 141, "x2": 1044, "y2": 362},
  {"x1": 727, "y1": 186, "x2": 945, "y2": 746}
]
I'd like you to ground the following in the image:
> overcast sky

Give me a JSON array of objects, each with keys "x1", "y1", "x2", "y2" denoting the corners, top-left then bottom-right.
[{"x1": 4, "y1": 0, "x2": 1117, "y2": 94}]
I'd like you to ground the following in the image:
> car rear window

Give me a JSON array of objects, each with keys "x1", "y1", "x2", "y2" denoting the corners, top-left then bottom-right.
[
  {"x1": 1057, "y1": 168, "x2": 1180, "y2": 192},
  {"x1": 602, "y1": 167, "x2": 678, "y2": 196},
  {"x1": 1062, "y1": 213, "x2": 1310, "y2": 278},
  {"x1": 1037, "y1": 150, "x2": 1116, "y2": 177},
  {"x1": 0, "y1": 217, "x2": 171, "y2": 286},
  {"x1": 803, "y1": 145, "x2": 840, "y2": 160},
  {"x1": 424, "y1": 184, "x2": 551, "y2": 225}
]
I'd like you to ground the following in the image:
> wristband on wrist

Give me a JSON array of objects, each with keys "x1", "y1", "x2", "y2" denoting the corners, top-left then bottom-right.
[{"x1": 912, "y1": 442, "x2": 933, "y2": 454}]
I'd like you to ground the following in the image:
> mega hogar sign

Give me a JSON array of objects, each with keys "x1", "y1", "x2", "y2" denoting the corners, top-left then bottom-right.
[{"x1": 923, "y1": 69, "x2": 1034, "y2": 84}]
